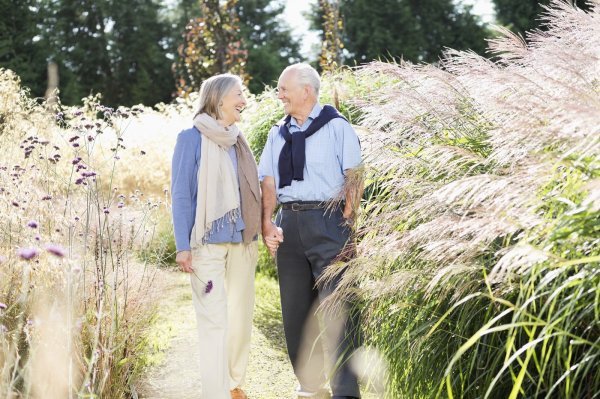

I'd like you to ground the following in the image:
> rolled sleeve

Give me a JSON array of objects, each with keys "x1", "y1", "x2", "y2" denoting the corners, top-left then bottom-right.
[
  {"x1": 335, "y1": 120, "x2": 362, "y2": 171},
  {"x1": 258, "y1": 127, "x2": 277, "y2": 181},
  {"x1": 171, "y1": 131, "x2": 199, "y2": 252}
]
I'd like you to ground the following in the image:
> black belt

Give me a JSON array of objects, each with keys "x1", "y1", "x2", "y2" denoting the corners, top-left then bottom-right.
[{"x1": 281, "y1": 201, "x2": 328, "y2": 211}]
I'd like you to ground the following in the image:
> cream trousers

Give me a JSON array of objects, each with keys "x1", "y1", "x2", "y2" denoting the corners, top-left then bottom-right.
[{"x1": 190, "y1": 241, "x2": 258, "y2": 399}]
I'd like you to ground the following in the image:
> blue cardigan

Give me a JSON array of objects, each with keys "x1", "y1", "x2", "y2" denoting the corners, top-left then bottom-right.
[{"x1": 171, "y1": 127, "x2": 244, "y2": 252}]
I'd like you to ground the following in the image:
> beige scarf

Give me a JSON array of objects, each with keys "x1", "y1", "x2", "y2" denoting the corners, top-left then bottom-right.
[{"x1": 191, "y1": 113, "x2": 261, "y2": 246}]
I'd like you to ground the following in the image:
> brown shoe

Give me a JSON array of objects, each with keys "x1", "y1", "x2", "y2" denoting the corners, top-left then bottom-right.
[{"x1": 231, "y1": 387, "x2": 248, "y2": 399}]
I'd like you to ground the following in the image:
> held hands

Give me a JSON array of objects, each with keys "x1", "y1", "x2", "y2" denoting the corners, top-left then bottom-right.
[
  {"x1": 262, "y1": 222, "x2": 284, "y2": 257},
  {"x1": 176, "y1": 250, "x2": 193, "y2": 273}
]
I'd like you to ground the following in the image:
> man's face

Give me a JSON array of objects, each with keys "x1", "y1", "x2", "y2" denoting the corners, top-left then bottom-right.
[{"x1": 277, "y1": 70, "x2": 304, "y2": 116}]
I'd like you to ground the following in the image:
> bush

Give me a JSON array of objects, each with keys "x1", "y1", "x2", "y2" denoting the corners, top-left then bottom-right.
[{"x1": 314, "y1": 2, "x2": 600, "y2": 398}]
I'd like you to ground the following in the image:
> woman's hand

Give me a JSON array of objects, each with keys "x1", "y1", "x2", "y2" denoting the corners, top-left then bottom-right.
[{"x1": 176, "y1": 250, "x2": 193, "y2": 273}]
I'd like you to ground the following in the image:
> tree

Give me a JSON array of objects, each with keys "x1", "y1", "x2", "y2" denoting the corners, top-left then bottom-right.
[
  {"x1": 318, "y1": 0, "x2": 344, "y2": 72},
  {"x1": 235, "y1": 0, "x2": 302, "y2": 93},
  {"x1": 492, "y1": 0, "x2": 593, "y2": 34},
  {"x1": 316, "y1": 0, "x2": 489, "y2": 65},
  {"x1": 2, "y1": 0, "x2": 175, "y2": 106},
  {"x1": 0, "y1": 0, "x2": 52, "y2": 98},
  {"x1": 174, "y1": 0, "x2": 248, "y2": 97},
  {"x1": 39, "y1": 0, "x2": 114, "y2": 105},
  {"x1": 109, "y1": 0, "x2": 174, "y2": 105}
]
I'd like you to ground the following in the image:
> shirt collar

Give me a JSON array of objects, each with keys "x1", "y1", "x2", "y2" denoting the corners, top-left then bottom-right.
[{"x1": 290, "y1": 103, "x2": 322, "y2": 129}]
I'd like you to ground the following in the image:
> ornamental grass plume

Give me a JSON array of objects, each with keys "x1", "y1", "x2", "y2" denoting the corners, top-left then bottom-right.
[{"x1": 314, "y1": 1, "x2": 599, "y2": 397}]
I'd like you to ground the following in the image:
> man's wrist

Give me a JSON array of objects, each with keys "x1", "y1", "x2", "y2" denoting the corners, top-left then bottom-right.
[{"x1": 262, "y1": 218, "x2": 275, "y2": 227}]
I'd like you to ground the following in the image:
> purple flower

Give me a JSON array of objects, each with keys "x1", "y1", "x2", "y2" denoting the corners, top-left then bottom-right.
[
  {"x1": 0, "y1": 302, "x2": 6, "y2": 310},
  {"x1": 27, "y1": 220, "x2": 38, "y2": 228},
  {"x1": 42, "y1": 195, "x2": 52, "y2": 201},
  {"x1": 205, "y1": 280, "x2": 213, "y2": 294},
  {"x1": 69, "y1": 136, "x2": 79, "y2": 143},
  {"x1": 34, "y1": 235, "x2": 41, "y2": 241},
  {"x1": 103, "y1": 208, "x2": 110, "y2": 214},
  {"x1": 75, "y1": 178, "x2": 85, "y2": 185},
  {"x1": 117, "y1": 202, "x2": 124, "y2": 208},
  {"x1": 17, "y1": 247, "x2": 39, "y2": 260},
  {"x1": 72, "y1": 157, "x2": 82, "y2": 165},
  {"x1": 46, "y1": 244, "x2": 66, "y2": 258}
]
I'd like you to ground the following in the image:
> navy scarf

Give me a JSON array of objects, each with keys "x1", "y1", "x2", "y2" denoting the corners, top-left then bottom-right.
[{"x1": 278, "y1": 105, "x2": 346, "y2": 189}]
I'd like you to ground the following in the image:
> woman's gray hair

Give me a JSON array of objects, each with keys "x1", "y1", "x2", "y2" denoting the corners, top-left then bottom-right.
[
  {"x1": 284, "y1": 63, "x2": 321, "y2": 96},
  {"x1": 195, "y1": 73, "x2": 242, "y2": 119}
]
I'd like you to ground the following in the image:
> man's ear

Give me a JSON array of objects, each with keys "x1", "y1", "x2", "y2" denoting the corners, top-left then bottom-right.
[{"x1": 302, "y1": 85, "x2": 311, "y2": 101}]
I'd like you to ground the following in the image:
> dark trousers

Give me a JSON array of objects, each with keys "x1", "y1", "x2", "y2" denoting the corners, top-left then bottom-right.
[{"x1": 276, "y1": 206, "x2": 361, "y2": 398}]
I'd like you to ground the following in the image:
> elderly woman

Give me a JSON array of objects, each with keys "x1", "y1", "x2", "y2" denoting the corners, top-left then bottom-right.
[{"x1": 171, "y1": 73, "x2": 261, "y2": 399}]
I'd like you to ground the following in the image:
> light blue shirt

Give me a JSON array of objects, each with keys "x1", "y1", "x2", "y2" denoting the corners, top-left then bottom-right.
[
  {"x1": 171, "y1": 127, "x2": 245, "y2": 252},
  {"x1": 258, "y1": 103, "x2": 361, "y2": 203}
]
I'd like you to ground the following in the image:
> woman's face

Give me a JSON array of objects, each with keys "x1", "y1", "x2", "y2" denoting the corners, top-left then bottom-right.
[{"x1": 220, "y1": 83, "x2": 246, "y2": 125}]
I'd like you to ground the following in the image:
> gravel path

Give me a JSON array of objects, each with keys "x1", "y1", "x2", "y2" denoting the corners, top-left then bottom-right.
[
  {"x1": 135, "y1": 271, "x2": 296, "y2": 399},
  {"x1": 135, "y1": 270, "x2": 379, "y2": 399}
]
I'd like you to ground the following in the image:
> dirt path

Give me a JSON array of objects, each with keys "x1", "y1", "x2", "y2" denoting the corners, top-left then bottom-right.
[
  {"x1": 135, "y1": 270, "x2": 379, "y2": 399},
  {"x1": 134, "y1": 270, "x2": 296, "y2": 399}
]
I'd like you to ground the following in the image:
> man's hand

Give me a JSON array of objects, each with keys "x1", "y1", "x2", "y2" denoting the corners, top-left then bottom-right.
[
  {"x1": 260, "y1": 176, "x2": 282, "y2": 257},
  {"x1": 262, "y1": 223, "x2": 283, "y2": 257},
  {"x1": 176, "y1": 250, "x2": 193, "y2": 273}
]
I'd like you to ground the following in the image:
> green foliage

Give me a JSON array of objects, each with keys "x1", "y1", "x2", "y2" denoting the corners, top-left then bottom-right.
[
  {"x1": 256, "y1": 240, "x2": 277, "y2": 279},
  {"x1": 242, "y1": 87, "x2": 284, "y2": 161},
  {"x1": 138, "y1": 214, "x2": 178, "y2": 268},
  {"x1": 174, "y1": 0, "x2": 248, "y2": 97},
  {"x1": 236, "y1": 0, "x2": 302, "y2": 94},
  {"x1": 0, "y1": 0, "x2": 49, "y2": 98},
  {"x1": 107, "y1": 0, "x2": 175, "y2": 106},
  {"x1": 336, "y1": 0, "x2": 489, "y2": 64},
  {"x1": 492, "y1": 0, "x2": 593, "y2": 34},
  {"x1": 33, "y1": 0, "x2": 174, "y2": 107},
  {"x1": 0, "y1": 0, "x2": 174, "y2": 107}
]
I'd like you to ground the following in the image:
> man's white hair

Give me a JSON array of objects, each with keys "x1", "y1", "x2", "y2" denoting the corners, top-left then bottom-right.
[{"x1": 283, "y1": 63, "x2": 321, "y2": 96}]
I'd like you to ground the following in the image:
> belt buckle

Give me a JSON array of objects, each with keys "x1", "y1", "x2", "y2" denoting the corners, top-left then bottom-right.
[{"x1": 291, "y1": 203, "x2": 301, "y2": 211}]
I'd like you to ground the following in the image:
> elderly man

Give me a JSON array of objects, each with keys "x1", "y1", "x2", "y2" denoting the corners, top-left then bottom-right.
[{"x1": 259, "y1": 63, "x2": 362, "y2": 399}]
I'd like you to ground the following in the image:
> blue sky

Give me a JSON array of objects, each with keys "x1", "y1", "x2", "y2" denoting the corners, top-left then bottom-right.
[{"x1": 283, "y1": 0, "x2": 496, "y2": 59}]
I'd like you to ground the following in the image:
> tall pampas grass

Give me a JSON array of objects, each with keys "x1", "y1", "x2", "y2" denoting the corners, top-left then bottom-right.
[{"x1": 314, "y1": 1, "x2": 599, "y2": 397}]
